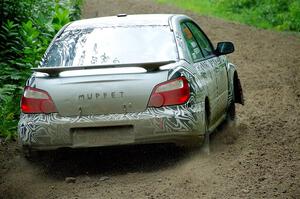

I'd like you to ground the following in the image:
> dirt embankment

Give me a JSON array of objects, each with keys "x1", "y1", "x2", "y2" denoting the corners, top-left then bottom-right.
[{"x1": 1, "y1": 0, "x2": 299, "y2": 198}]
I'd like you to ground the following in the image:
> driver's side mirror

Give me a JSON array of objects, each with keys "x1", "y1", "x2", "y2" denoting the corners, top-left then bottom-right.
[{"x1": 215, "y1": 42, "x2": 234, "y2": 55}]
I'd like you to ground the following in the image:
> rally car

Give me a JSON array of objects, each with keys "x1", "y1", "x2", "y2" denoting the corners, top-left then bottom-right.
[{"x1": 18, "y1": 14, "x2": 244, "y2": 156}]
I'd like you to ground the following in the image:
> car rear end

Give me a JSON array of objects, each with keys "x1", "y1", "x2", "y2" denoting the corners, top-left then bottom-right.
[{"x1": 18, "y1": 15, "x2": 205, "y2": 151}]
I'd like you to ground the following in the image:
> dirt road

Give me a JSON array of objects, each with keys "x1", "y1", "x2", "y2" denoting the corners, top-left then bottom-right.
[{"x1": 1, "y1": 0, "x2": 299, "y2": 198}]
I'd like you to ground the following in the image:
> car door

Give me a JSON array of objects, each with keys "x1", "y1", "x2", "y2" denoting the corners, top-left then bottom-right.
[
  {"x1": 186, "y1": 21, "x2": 229, "y2": 118},
  {"x1": 180, "y1": 23, "x2": 219, "y2": 125}
]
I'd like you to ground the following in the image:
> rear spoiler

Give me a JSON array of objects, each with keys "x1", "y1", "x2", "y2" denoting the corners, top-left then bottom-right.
[{"x1": 32, "y1": 60, "x2": 175, "y2": 77}]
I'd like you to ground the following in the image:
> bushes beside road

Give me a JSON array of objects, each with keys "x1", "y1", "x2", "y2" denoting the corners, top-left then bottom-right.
[{"x1": 0, "y1": 0, "x2": 83, "y2": 139}]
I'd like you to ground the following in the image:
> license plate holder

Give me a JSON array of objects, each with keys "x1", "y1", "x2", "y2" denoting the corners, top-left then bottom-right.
[{"x1": 72, "y1": 125, "x2": 134, "y2": 147}]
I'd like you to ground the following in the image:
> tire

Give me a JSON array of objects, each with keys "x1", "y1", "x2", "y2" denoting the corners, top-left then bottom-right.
[
  {"x1": 227, "y1": 80, "x2": 237, "y2": 121},
  {"x1": 227, "y1": 100, "x2": 236, "y2": 121}
]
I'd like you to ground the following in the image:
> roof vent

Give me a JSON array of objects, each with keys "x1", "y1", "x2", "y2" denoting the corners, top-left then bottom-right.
[{"x1": 117, "y1": 13, "x2": 127, "y2": 17}]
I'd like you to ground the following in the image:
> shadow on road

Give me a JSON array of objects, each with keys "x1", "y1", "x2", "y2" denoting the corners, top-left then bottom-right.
[
  {"x1": 21, "y1": 120, "x2": 244, "y2": 180},
  {"x1": 30, "y1": 144, "x2": 189, "y2": 179}
]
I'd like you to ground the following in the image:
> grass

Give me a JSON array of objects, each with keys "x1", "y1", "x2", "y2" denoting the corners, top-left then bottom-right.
[{"x1": 156, "y1": 0, "x2": 300, "y2": 32}]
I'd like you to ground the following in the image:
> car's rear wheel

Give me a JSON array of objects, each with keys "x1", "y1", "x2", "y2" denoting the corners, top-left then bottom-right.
[
  {"x1": 227, "y1": 78, "x2": 237, "y2": 121},
  {"x1": 227, "y1": 100, "x2": 236, "y2": 121}
]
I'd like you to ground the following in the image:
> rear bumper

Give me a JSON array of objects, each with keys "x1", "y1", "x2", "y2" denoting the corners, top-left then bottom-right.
[{"x1": 18, "y1": 103, "x2": 205, "y2": 150}]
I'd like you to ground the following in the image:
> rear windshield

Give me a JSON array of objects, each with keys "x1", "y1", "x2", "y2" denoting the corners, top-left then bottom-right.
[{"x1": 42, "y1": 26, "x2": 178, "y2": 67}]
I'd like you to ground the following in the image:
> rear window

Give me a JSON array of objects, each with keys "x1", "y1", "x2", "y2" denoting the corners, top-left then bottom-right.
[{"x1": 42, "y1": 26, "x2": 178, "y2": 67}]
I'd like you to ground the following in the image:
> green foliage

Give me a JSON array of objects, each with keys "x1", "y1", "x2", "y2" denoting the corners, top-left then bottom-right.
[
  {"x1": 220, "y1": 0, "x2": 300, "y2": 31},
  {"x1": 0, "y1": 94, "x2": 20, "y2": 140},
  {"x1": 157, "y1": 0, "x2": 300, "y2": 32},
  {"x1": 0, "y1": 0, "x2": 83, "y2": 140},
  {"x1": 52, "y1": 5, "x2": 71, "y2": 32}
]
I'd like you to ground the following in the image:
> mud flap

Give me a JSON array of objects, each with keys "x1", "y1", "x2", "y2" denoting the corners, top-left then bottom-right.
[
  {"x1": 202, "y1": 131, "x2": 210, "y2": 155},
  {"x1": 201, "y1": 112, "x2": 210, "y2": 155}
]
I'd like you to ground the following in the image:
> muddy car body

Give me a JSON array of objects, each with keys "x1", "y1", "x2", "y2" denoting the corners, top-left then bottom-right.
[{"x1": 18, "y1": 14, "x2": 244, "y2": 153}]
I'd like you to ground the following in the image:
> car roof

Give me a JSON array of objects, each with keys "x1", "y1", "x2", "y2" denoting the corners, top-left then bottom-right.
[{"x1": 66, "y1": 14, "x2": 181, "y2": 30}]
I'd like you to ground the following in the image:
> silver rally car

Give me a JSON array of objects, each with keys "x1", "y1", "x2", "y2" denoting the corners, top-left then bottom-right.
[{"x1": 18, "y1": 14, "x2": 244, "y2": 155}]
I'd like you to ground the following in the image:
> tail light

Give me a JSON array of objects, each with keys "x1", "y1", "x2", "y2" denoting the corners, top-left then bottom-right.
[
  {"x1": 21, "y1": 86, "x2": 57, "y2": 114},
  {"x1": 148, "y1": 76, "x2": 190, "y2": 108}
]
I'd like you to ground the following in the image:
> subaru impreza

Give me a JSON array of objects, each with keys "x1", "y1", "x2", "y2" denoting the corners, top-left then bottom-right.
[{"x1": 18, "y1": 14, "x2": 244, "y2": 157}]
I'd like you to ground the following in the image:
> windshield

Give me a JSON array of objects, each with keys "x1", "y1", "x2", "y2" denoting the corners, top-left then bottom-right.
[{"x1": 42, "y1": 26, "x2": 178, "y2": 67}]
